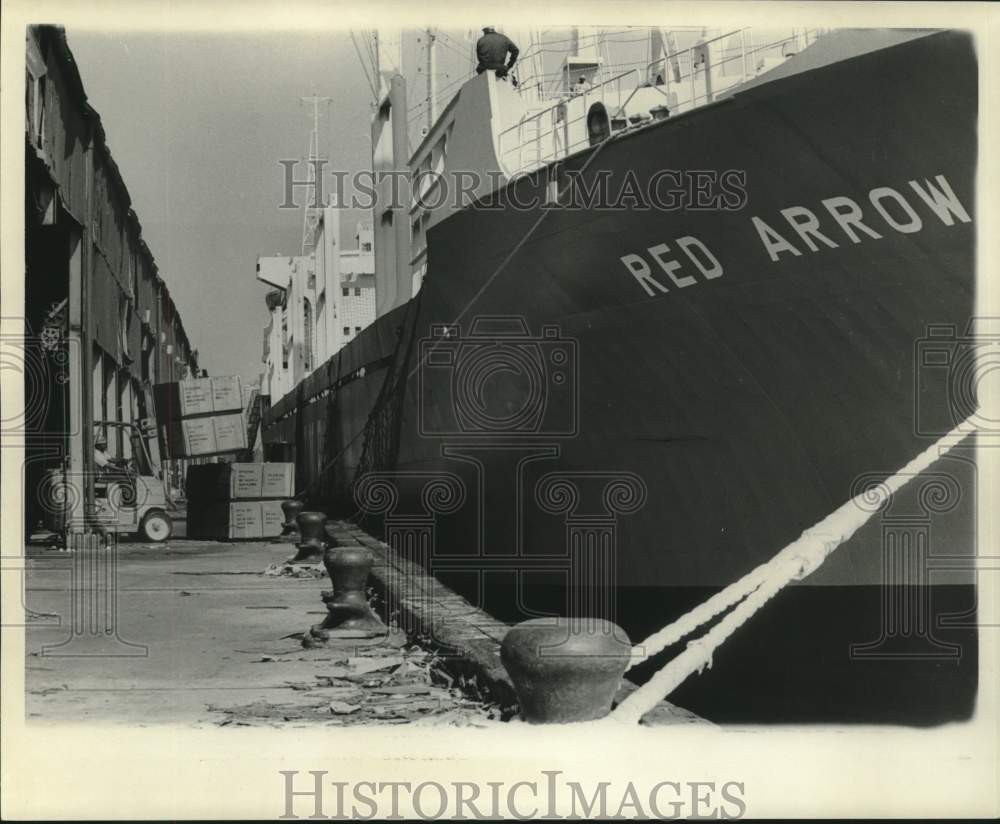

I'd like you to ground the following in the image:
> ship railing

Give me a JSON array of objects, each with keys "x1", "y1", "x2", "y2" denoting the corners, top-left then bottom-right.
[
  {"x1": 645, "y1": 27, "x2": 827, "y2": 113},
  {"x1": 498, "y1": 68, "x2": 641, "y2": 177},
  {"x1": 497, "y1": 28, "x2": 827, "y2": 177},
  {"x1": 517, "y1": 28, "x2": 825, "y2": 108}
]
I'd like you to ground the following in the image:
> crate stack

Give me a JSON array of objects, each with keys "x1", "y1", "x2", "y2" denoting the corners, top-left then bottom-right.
[
  {"x1": 154, "y1": 375, "x2": 248, "y2": 458},
  {"x1": 185, "y1": 463, "x2": 295, "y2": 540}
]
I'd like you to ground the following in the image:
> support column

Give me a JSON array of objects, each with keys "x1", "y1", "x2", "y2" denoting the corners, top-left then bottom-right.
[
  {"x1": 65, "y1": 225, "x2": 87, "y2": 530},
  {"x1": 850, "y1": 472, "x2": 963, "y2": 659},
  {"x1": 354, "y1": 471, "x2": 465, "y2": 633},
  {"x1": 535, "y1": 471, "x2": 646, "y2": 635},
  {"x1": 42, "y1": 532, "x2": 147, "y2": 657},
  {"x1": 79, "y1": 135, "x2": 96, "y2": 530}
]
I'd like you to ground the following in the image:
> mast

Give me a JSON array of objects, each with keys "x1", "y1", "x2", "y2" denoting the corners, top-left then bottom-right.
[
  {"x1": 508, "y1": 28, "x2": 541, "y2": 102},
  {"x1": 299, "y1": 90, "x2": 332, "y2": 254},
  {"x1": 425, "y1": 27, "x2": 437, "y2": 131}
]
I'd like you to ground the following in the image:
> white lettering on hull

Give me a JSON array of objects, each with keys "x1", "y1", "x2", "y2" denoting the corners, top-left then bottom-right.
[
  {"x1": 620, "y1": 236, "x2": 725, "y2": 297},
  {"x1": 621, "y1": 173, "x2": 971, "y2": 297}
]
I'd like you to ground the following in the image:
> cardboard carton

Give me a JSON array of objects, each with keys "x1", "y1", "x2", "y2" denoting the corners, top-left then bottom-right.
[
  {"x1": 185, "y1": 462, "x2": 294, "y2": 501},
  {"x1": 154, "y1": 375, "x2": 245, "y2": 419},
  {"x1": 211, "y1": 376, "x2": 243, "y2": 414},
  {"x1": 213, "y1": 414, "x2": 248, "y2": 453},
  {"x1": 261, "y1": 500, "x2": 285, "y2": 537},
  {"x1": 160, "y1": 411, "x2": 246, "y2": 459},
  {"x1": 260, "y1": 463, "x2": 294, "y2": 498},
  {"x1": 178, "y1": 379, "x2": 214, "y2": 416},
  {"x1": 186, "y1": 500, "x2": 286, "y2": 540}
]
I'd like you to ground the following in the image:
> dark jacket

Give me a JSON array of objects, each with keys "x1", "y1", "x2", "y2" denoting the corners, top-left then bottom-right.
[{"x1": 475, "y1": 32, "x2": 519, "y2": 74}]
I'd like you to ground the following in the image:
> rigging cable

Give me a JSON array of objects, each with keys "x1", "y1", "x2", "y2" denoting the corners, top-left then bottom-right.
[{"x1": 349, "y1": 31, "x2": 378, "y2": 99}]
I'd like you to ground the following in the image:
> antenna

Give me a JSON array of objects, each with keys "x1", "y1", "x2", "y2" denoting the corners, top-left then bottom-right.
[{"x1": 299, "y1": 90, "x2": 333, "y2": 254}]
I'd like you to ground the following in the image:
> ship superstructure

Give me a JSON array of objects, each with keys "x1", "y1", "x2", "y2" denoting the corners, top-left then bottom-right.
[{"x1": 372, "y1": 27, "x2": 827, "y2": 312}]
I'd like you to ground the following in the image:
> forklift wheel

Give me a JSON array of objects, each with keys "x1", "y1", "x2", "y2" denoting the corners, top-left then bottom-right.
[{"x1": 139, "y1": 509, "x2": 173, "y2": 542}]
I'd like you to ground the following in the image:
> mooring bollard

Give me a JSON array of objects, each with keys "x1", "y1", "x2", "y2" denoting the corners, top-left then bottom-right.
[
  {"x1": 310, "y1": 545, "x2": 385, "y2": 640},
  {"x1": 500, "y1": 618, "x2": 631, "y2": 723},
  {"x1": 322, "y1": 520, "x2": 342, "y2": 546},
  {"x1": 277, "y1": 499, "x2": 304, "y2": 543},
  {"x1": 287, "y1": 511, "x2": 326, "y2": 563}
]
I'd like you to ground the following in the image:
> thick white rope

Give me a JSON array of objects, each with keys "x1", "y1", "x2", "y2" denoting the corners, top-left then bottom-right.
[{"x1": 612, "y1": 417, "x2": 976, "y2": 724}]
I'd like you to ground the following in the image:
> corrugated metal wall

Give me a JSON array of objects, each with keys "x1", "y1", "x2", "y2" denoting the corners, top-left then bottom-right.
[{"x1": 25, "y1": 25, "x2": 204, "y2": 490}]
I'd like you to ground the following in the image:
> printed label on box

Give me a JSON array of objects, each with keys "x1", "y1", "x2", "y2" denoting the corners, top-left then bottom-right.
[
  {"x1": 229, "y1": 502, "x2": 262, "y2": 539},
  {"x1": 261, "y1": 501, "x2": 285, "y2": 537},
  {"x1": 179, "y1": 378, "x2": 214, "y2": 417},
  {"x1": 213, "y1": 414, "x2": 247, "y2": 453},
  {"x1": 211, "y1": 376, "x2": 243, "y2": 413},
  {"x1": 261, "y1": 463, "x2": 294, "y2": 498},
  {"x1": 230, "y1": 464, "x2": 263, "y2": 498},
  {"x1": 182, "y1": 417, "x2": 217, "y2": 455}
]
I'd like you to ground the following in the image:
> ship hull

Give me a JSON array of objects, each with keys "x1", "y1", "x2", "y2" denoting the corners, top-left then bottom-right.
[{"x1": 263, "y1": 29, "x2": 978, "y2": 723}]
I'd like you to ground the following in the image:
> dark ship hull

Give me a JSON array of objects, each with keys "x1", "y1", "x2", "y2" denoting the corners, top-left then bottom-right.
[{"x1": 263, "y1": 29, "x2": 978, "y2": 723}]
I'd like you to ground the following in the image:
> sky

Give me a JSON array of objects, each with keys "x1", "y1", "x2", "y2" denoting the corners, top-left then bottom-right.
[{"x1": 67, "y1": 28, "x2": 475, "y2": 384}]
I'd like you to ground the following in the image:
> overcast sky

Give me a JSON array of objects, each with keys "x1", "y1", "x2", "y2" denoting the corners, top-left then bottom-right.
[{"x1": 67, "y1": 29, "x2": 474, "y2": 383}]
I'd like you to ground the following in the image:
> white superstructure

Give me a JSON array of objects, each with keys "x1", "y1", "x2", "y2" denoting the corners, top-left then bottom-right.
[{"x1": 258, "y1": 210, "x2": 375, "y2": 401}]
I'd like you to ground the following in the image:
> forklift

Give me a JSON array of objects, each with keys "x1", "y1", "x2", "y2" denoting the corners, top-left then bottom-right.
[{"x1": 43, "y1": 419, "x2": 175, "y2": 542}]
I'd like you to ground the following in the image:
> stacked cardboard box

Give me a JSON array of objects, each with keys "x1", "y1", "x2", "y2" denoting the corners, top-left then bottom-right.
[
  {"x1": 186, "y1": 462, "x2": 294, "y2": 540},
  {"x1": 154, "y1": 376, "x2": 248, "y2": 459},
  {"x1": 187, "y1": 500, "x2": 287, "y2": 540}
]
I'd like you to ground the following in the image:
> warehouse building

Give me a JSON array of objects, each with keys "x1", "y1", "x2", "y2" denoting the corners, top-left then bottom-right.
[{"x1": 23, "y1": 25, "x2": 203, "y2": 534}]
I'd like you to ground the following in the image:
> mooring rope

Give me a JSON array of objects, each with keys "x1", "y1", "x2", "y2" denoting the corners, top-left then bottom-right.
[{"x1": 611, "y1": 416, "x2": 977, "y2": 724}]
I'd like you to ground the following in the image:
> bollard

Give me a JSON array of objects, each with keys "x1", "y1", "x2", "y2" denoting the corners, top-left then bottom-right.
[
  {"x1": 322, "y1": 520, "x2": 342, "y2": 546},
  {"x1": 277, "y1": 499, "x2": 304, "y2": 543},
  {"x1": 310, "y1": 545, "x2": 385, "y2": 640},
  {"x1": 287, "y1": 511, "x2": 326, "y2": 563},
  {"x1": 500, "y1": 618, "x2": 631, "y2": 723}
]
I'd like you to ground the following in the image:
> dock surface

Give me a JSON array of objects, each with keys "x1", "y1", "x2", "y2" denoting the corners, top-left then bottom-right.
[{"x1": 23, "y1": 522, "x2": 705, "y2": 727}]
